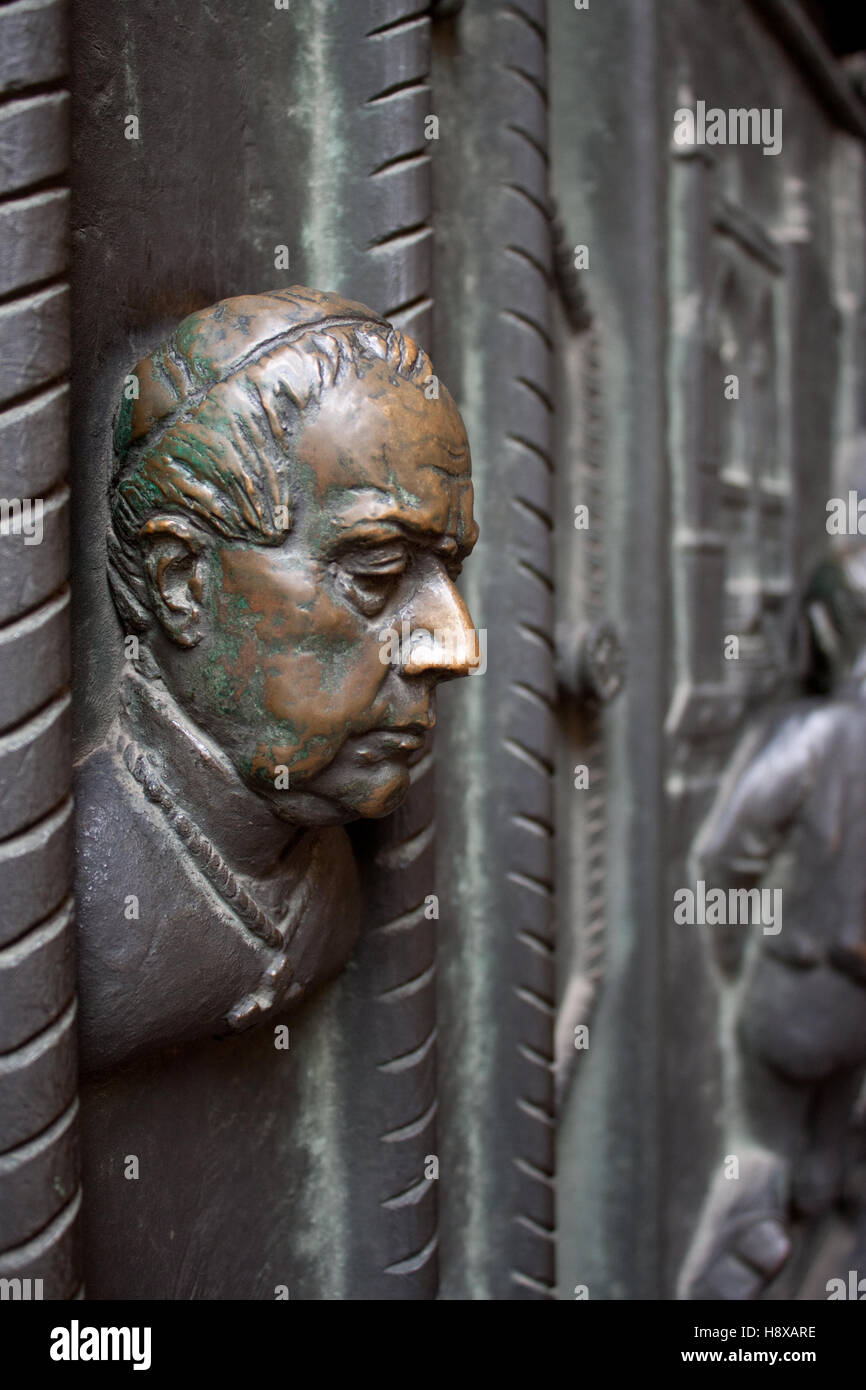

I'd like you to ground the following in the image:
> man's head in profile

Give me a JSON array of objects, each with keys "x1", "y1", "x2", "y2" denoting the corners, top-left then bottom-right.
[{"x1": 107, "y1": 286, "x2": 480, "y2": 826}]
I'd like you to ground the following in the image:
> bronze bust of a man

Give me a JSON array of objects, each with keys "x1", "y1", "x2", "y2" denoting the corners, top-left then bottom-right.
[{"x1": 76, "y1": 286, "x2": 478, "y2": 1072}]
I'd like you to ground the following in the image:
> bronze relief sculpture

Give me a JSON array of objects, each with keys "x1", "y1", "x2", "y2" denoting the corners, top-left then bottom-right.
[
  {"x1": 76, "y1": 287, "x2": 479, "y2": 1073},
  {"x1": 679, "y1": 544, "x2": 866, "y2": 1298}
]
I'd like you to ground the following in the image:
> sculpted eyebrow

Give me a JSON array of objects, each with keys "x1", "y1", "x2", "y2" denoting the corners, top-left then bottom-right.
[
  {"x1": 332, "y1": 521, "x2": 473, "y2": 560},
  {"x1": 331, "y1": 524, "x2": 406, "y2": 549}
]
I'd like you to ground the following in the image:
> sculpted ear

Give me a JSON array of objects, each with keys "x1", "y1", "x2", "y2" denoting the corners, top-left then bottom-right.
[{"x1": 138, "y1": 516, "x2": 209, "y2": 648}]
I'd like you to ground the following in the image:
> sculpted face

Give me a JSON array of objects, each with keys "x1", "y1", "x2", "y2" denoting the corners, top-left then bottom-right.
[{"x1": 159, "y1": 359, "x2": 479, "y2": 824}]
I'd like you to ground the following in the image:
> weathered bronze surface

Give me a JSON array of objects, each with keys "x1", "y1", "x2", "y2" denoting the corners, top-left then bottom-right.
[
  {"x1": 76, "y1": 286, "x2": 478, "y2": 1073},
  {"x1": 5, "y1": 0, "x2": 865, "y2": 1308}
]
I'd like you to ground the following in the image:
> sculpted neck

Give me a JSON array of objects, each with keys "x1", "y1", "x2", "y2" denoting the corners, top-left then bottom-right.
[{"x1": 119, "y1": 667, "x2": 303, "y2": 879}]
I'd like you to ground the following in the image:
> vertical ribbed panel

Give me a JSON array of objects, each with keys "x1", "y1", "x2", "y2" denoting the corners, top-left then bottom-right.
[
  {"x1": 348, "y1": 0, "x2": 438, "y2": 1300},
  {"x1": 573, "y1": 331, "x2": 608, "y2": 1039},
  {"x1": 0, "y1": 0, "x2": 80, "y2": 1300},
  {"x1": 301, "y1": 0, "x2": 438, "y2": 1298},
  {"x1": 433, "y1": 0, "x2": 557, "y2": 1299},
  {"x1": 360, "y1": 2, "x2": 437, "y2": 1297},
  {"x1": 494, "y1": 0, "x2": 557, "y2": 1298}
]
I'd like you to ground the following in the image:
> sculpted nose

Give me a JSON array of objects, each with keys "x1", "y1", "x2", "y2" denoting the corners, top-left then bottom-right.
[{"x1": 400, "y1": 572, "x2": 481, "y2": 679}]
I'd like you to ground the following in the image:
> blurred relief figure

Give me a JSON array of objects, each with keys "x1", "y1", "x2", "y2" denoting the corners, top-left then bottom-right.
[{"x1": 680, "y1": 542, "x2": 866, "y2": 1299}]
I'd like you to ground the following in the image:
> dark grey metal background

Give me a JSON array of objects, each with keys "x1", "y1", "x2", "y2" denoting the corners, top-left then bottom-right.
[{"x1": 549, "y1": 0, "x2": 866, "y2": 1301}]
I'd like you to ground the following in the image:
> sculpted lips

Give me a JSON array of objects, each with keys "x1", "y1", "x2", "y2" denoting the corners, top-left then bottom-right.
[{"x1": 354, "y1": 728, "x2": 428, "y2": 764}]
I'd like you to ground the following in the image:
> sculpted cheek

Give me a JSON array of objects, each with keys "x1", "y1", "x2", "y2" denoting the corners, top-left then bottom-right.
[
  {"x1": 251, "y1": 739, "x2": 307, "y2": 780},
  {"x1": 266, "y1": 597, "x2": 363, "y2": 652},
  {"x1": 213, "y1": 633, "x2": 261, "y2": 708},
  {"x1": 221, "y1": 552, "x2": 317, "y2": 626},
  {"x1": 263, "y1": 643, "x2": 388, "y2": 730},
  {"x1": 221, "y1": 553, "x2": 361, "y2": 646},
  {"x1": 250, "y1": 584, "x2": 346, "y2": 644},
  {"x1": 252, "y1": 738, "x2": 336, "y2": 783},
  {"x1": 264, "y1": 651, "x2": 343, "y2": 724}
]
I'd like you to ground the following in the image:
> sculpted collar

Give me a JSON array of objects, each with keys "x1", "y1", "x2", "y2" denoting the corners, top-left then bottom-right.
[
  {"x1": 118, "y1": 667, "x2": 302, "y2": 880},
  {"x1": 115, "y1": 668, "x2": 337, "y2": 1029},
  {"x1": 116, "y1": 667, "x2": 322, "y2": 934}
]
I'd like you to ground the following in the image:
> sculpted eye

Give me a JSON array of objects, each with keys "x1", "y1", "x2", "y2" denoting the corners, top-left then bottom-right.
[{"x1": 336, "y1": 544, "x2": 409, "y2": 616}]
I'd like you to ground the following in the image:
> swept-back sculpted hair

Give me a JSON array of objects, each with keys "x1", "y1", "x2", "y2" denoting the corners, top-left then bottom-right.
[{"x1": 108, "y1": 286, "x2": 433, "y2": 635}]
